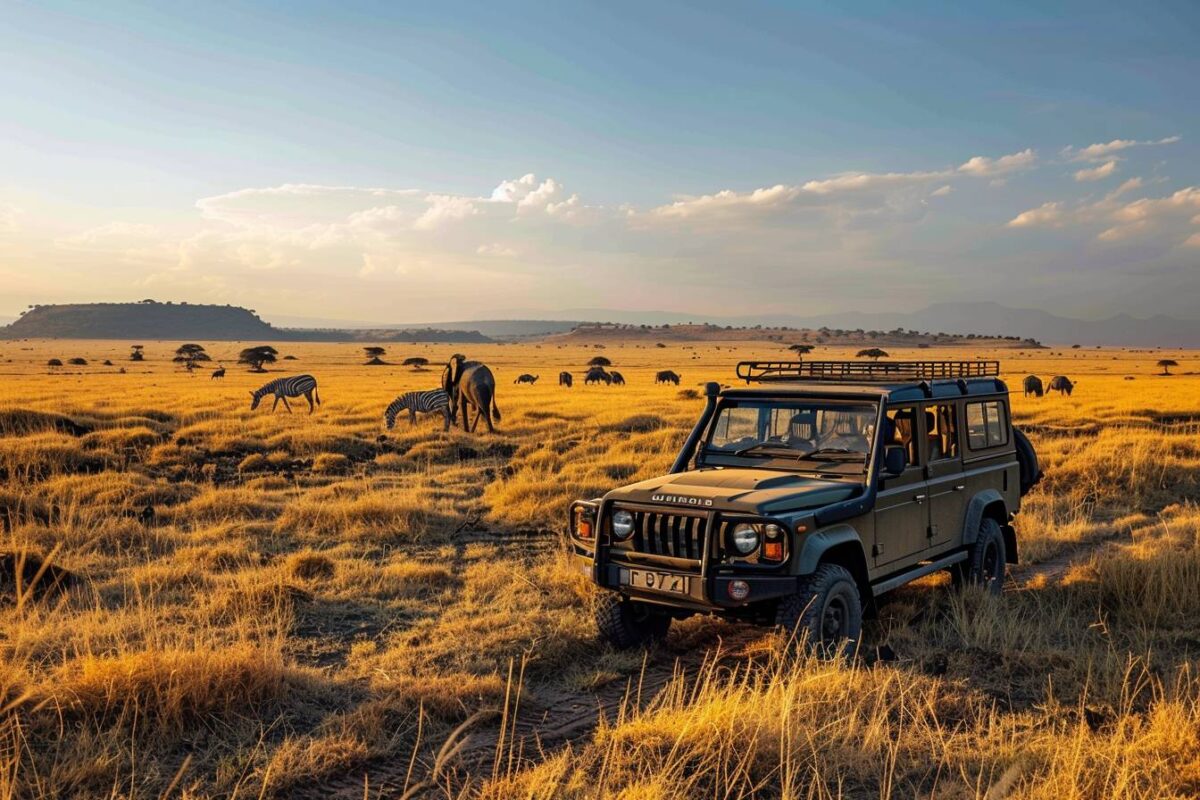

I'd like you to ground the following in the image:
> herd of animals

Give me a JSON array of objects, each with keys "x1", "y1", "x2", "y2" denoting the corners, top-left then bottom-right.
[
  {"x1": 237, "y1": 354, "x2": 682, "y2": 434},
  {"x1": 229, "y1": 351, "x2": 1082, "y2": 442}
]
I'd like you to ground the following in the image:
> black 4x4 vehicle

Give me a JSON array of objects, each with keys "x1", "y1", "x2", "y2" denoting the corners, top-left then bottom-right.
[{"x1": 569, "y1": 360, "x2": 1040, "y2": 654}]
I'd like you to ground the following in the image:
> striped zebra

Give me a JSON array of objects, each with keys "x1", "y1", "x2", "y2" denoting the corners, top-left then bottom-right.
[
  {"x1": 384, "y1": 389, "x2": 452, "y2": 432},
  {"x1": 250, "y1": 374, "x2": 321, "y2": 413}
]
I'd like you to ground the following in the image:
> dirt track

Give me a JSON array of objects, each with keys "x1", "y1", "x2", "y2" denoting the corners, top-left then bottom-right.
[{"x1": 296, "y1": 530, "x2": 1124, "y2": 800}]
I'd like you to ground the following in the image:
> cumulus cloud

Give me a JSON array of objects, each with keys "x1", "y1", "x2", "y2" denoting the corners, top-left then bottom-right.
[
  {"x1": 957, "y1": 149, "x2": 1037, "y2": 177},
  {"x1": 648, "y1": 184, "x2": 802, "y2": 220},
  {"x1": 1062, "y1": 135, "x2": 1181, "y2": 163},
  {"x1": 413, "y1": 195, "x2": 480, "y2": 230},
  {"x1": 1074, "y1": 160, "x2": 1118, "y2": 182},
  {"x1": 1007, "y1": 202, "x2": 1064, "y2": 228}
]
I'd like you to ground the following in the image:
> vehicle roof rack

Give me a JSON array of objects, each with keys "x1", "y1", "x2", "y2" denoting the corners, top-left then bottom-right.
[{"x1": 736, "y1": 360, "x2": 1001, "y2": 383}]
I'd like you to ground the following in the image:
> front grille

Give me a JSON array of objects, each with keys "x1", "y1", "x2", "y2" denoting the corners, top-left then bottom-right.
[{"x1": 618, "y1": 508, "x2": 708, "y2": 561}]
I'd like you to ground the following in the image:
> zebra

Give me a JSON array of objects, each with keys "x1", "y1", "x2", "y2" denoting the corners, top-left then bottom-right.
[
  {"x1": 250, "y1": 374, "x2": 321, "y2": 413},
  {"x1": 384, "y1": 389, "x2": 452, "y2": 432}
]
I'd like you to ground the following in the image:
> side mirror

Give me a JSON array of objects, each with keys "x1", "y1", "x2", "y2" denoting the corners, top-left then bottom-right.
[{"x1": 884, "y1": 445, "x2": 907, "y2": 476}]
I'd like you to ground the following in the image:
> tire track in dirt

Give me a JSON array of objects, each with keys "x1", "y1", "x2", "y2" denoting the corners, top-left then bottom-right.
[{"x1": 298, "y1": 626, "x2": 766, "y2": 799}]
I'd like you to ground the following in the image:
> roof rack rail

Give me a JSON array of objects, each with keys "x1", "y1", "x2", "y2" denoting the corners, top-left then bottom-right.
[{"x1": 736, "y1": 360, "x2": 1001, "y2": 383}]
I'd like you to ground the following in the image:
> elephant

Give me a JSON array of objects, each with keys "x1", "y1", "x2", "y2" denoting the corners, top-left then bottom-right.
[
  {"x1": 584, "y1": 366, "x2": 612, "y2": 385},
  {"x1": 1047, "y1": 375, "x2": 1074, "y2": 396},
  {"x1": 610, "y1": 370, "x2": 626, "y2": 386},
  {"x1": 655, "y1": 370, "x2": 681, "y2": 385},
  {"x1": 558, "y1": 371, "x2": 573, "y2": 388},
  {"x1": 513, "y1": 373, "x2": 539, "y2": 384},
  {"x1": 442, "y1": 354, "x2": 501, "y2": 433},
  {"x1": 1023, "y1": 375, "x2": 1043, "y2": 397}
]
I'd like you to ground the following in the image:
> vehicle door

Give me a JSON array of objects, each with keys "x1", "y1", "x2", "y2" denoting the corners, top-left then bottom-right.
[
  {"x1": 873, "y1": 405, "x2": 931, "y2": 569},
  {"x1": 924, "y1": 402, "x2": 964, "y2": 551}
]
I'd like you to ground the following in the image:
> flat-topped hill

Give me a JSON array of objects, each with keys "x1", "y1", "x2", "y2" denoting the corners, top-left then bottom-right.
[{"x1": 2, "y1": 302, "x2": 492, "y2": 343}]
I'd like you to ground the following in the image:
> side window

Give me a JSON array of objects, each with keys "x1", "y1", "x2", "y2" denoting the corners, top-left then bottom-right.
[
  {"x1": 928, "y1": 404, "x2": 959, "y2": 461},
  {"x1": 885, "y1": 406, "x2": 919, "y2": 468},
  {"x1": 965, "y1": 400, "x2": 1008, "y2": 449}
]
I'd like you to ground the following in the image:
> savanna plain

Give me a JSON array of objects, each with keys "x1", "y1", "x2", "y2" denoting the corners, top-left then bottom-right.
[{"x1": 1, "y1": 338, "x2": 1199, "y2": 799}]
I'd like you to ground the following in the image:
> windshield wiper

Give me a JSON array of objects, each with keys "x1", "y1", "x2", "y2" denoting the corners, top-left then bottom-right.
[
  {"x1": 721, "y1": 442, "x2": 802, "y2": 457},
  {"x1": 802, "y1": 448, "x2": 867, "y2": 461}
]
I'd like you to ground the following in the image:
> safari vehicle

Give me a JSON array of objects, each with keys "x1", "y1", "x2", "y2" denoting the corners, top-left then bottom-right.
[{"x1": 568, "y1": 360, "x2": 1041, "y2": 654}]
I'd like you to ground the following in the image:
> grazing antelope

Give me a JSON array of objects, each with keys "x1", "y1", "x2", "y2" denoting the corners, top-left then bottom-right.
[
  {"x1": 610, "y1": 370, "x2": 626, "y2": 385},
  {"x1": 1022, "y1": 375, "x2": 1043, "y2": 397},
  {"x1": 558, "y1": 371, "x2": 573, "y2": 388},
  {"x1": 250, "y1": 374, "x2": 321, "y2": 413},
  {"x1": 211, "y1": 367, "x2": 226, "y2": 380},
  {"x1": 513, "y1": 373, "x2": 539, "y2": 384},
  {"x1": 385, "y1": 389, "x2": 452, "y2": 432},
  {"x1": 655, "y1": 370, "x2": 681, "y2": 385}
]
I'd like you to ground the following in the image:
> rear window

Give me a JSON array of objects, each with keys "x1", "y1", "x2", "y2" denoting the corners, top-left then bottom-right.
[{"x1": 965, "y1": 401, "x2": 1008, "y2": 449}]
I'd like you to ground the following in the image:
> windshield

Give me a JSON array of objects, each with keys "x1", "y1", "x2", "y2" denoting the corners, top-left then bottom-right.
[{"x1": 703, "y1": 399, "x2": 878, "y2": 470}]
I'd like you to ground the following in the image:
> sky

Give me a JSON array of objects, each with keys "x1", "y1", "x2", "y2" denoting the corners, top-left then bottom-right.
[{"x1": 1, "y1": 0, "x2": 1198, "y2": 324}]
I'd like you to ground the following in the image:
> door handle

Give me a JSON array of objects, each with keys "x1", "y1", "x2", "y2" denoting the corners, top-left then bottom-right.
[
  {"x1": 914, "y1": 494, "x2": 927, "y2": 503},
  {"x1": 953, "y1": 485, "x2": 965, "y2": 492}
]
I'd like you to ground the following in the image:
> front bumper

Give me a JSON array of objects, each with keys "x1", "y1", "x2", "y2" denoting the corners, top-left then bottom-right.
[{"x1": 570, "y1": 499, "x2": 797, "y2": 611}]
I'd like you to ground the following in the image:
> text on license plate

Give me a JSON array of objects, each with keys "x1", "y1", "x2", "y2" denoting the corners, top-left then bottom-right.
[{"x1": 622, "y1": 568, "x2": 689, "y2": 595}]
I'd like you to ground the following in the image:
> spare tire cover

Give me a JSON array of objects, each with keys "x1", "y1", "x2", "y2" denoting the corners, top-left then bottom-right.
[{"x1": 1013, "y1": 428, "x2": 1041, "y2": 496}]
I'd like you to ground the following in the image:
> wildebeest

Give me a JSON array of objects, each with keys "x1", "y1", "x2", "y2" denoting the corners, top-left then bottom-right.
[
  {"x1": 211, "y1": 367, "x2": 226, "y2": 380},
  {"x1": 559, "y1": 371, "x2": 573, "y2": 388},
  {"x1": 1022, "y1": 375, "x2": 1043, "y2": 397},
  {"x1": 610, "y1": 371, "x2": 626, "y2": 386},
  {"x1": 584, "y1": 366, "x2": 612, "y2": 385},
  {"x1": 1047, "y1": 375, "x2": 1075, "y2": 396},
  {"x1": 513, "y1": 374, "x2": 539, "y2": 384},
  {"x1": 442, "y1": 354, "x2": 501, "y2": 433},
  {"x1": 655, "y1": 370, "x2": 681, "y2": 385}
]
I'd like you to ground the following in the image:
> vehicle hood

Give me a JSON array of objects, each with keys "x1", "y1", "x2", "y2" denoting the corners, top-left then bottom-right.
[{"x1": 604, "y1": 468, "x2": 861, "y2": 515}]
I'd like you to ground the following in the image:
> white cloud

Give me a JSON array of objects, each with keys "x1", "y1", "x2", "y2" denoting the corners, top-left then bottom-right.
[
  {"x1": 801, "y1": 171, "x2": 946, "y2": 195},
  {"x1": 957, "y1": 149, "x2": 1037, "y2": 177},
  {"x1": 1073, "y1": 160, "x2": 1118, "y2": 182},
  {"x1": 1109, "y1": 177, "x2": 1143, "y2": 198},
  {"x1": 930, "y1": 185, "x2": 953, "y2": 197},
  {"x1": 1007, "y1": 202, "x2": 1064, "y2": 228},
  {"x1": 1063, "y1": 135, "x2": 1180, "y2": 163},
  {"x1": 648, "y1": 184, "x2": 801, "y2": 220},
  {"x1": 476, "y1": 243, "x2": 518, "y2": 258},
  {"x1": 413, "y1": 194, "x2": 480, "y2": 230}
]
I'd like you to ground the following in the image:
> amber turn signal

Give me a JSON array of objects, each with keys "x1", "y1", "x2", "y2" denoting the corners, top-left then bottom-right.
[{"x1": 762, "y1": 541, "x2": 784, "y2": 561}]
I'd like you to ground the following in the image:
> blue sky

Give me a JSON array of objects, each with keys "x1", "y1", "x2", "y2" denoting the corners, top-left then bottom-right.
[{"x1": 1, "y1": 0, "x2": 1197, "y2": 322}]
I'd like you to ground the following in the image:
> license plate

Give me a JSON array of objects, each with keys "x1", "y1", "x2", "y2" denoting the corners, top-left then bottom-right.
[{"x1": 622, "y1": 568, "x2": 689, "y2": 595}]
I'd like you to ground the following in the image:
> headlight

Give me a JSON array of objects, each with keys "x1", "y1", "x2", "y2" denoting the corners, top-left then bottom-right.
[
  {"x1": 611, "y1": 509, "x2": 636, "y2": 539},
  {"x1": 731, "y1": 523, "x2": 760, "y2": 554}
]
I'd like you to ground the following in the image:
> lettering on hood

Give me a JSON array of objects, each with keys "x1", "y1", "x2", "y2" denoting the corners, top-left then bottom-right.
[{"x1": 651, "y1": 493, "x2": 714, "y2": 507}]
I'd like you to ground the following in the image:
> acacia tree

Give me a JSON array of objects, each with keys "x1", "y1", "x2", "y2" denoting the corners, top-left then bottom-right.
[
  {"x1": 588, "y1": 356, "x2": 612, "y2": 367},
  {"x1": 364, "y1": 346, "x2": 387, "y2": 365},
  {"x1": 402, "y1": 356, "x2": 429, "y2": 370},
  {"x1": 238, "y1": 345, "x2": 278, "y2": 373},
  {"x1": 1157, "y1": 358, "x2": 1179, "y2": 376},
  {"x1": 856, "y1": 348, "x2": 889, "y2": 361},
  {"x1": 130, "y1": 345, "x2": 145, "y2": 362},
  {"x1": 788, "y1": 343, "x2": 815, "y2": 360},
  {"x1": 173, "y1": 343, "x2": 211, "y2": 372}
]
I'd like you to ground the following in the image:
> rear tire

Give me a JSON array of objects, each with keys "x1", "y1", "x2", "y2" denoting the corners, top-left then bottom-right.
[
  {"x1": 595, "y1": 593, "x2": 671, "y2": 649},
  {"x1": 953, "y1": 517, "x2": 1006, "y2": 595},
  {"x1": 775, "y1": 564, "x2": 863, "y2": 658}
]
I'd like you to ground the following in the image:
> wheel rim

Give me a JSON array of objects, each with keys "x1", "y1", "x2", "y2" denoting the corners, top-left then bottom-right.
[
  {"x1": 982, "y1": 541, "x2": 1001, "y2": 586},
  {"x1": 821, "y1": 594, "x2": 847, "y2": 644}
]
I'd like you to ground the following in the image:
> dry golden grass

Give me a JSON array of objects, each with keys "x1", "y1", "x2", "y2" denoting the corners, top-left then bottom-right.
[{"x1": 0, "y1": 337, "x2": 1197, "y2": 798}]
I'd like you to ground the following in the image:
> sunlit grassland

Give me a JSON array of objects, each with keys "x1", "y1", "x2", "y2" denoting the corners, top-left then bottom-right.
[{"x1": 0, "y1": 338, "x2": 1198, "y2": 798}]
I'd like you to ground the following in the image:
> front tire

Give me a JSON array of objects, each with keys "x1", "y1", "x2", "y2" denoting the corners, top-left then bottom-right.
[
  {"x1": 953, "y1": 517, "x2": 1006, "y2": 595},
  {"x1": 595, "y1": 593, "x2": 671, "y2": 649},
  {"x1": 775, "y1": 564, "x2": 863, "y2": 658}
]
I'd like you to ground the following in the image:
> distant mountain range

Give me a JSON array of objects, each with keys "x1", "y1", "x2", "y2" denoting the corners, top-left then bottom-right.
[
  {"x1": 479, "y1": 302, "x2": 1199, "y2": 347},
  {"x1": 5, "y1": 301, "x2": 1197, "y2": 347}
]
